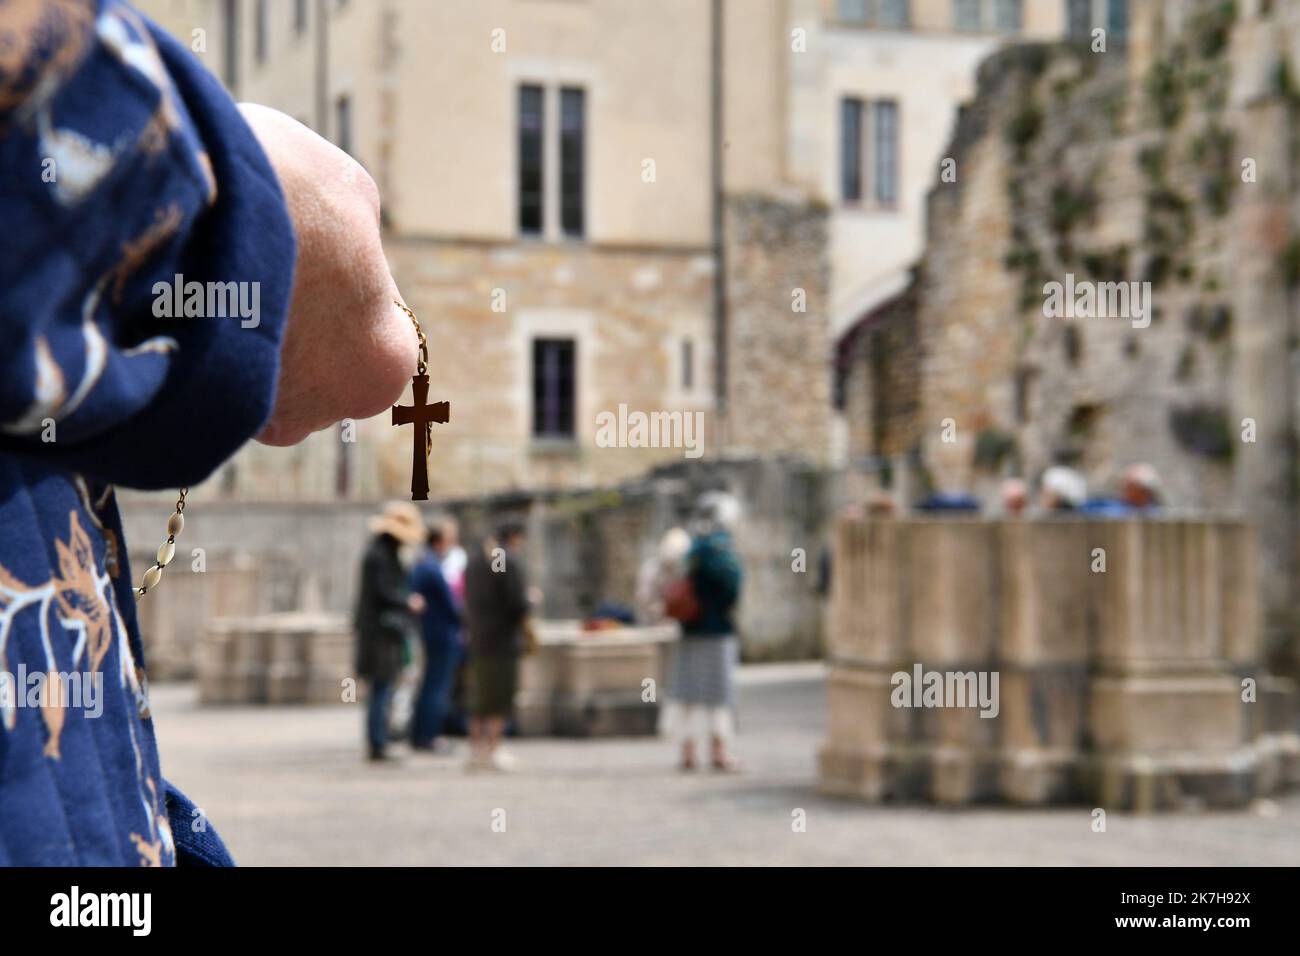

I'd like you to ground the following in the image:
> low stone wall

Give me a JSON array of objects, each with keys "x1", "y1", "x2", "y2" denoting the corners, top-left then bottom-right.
[
  {"x1": 198, "y1": 613, "x2": 353, "y2": 706},
  {"x1": 196, "y1": 613, "x2": 676, "y2": 738},
  {"x1": 518, "y1": 621, "x2": 677, "y2": 737},
  {"x1": 121, "y1": 456, "x2": 836, "y2": 665},
  {"x1": 133, "y1": 551, "x2": 264, "y2": 680},
  {"x1": 820, "y1": 517, "x2": 1300, "y2": 810}
]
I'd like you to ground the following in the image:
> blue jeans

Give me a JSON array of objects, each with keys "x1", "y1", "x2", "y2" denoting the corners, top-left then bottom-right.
[
  {"x1": 366, "y1": 678, "x2": 393, "y2": 754},
  {"x1": 411, "y1": 638, "x2": 462, "y2": 747}
]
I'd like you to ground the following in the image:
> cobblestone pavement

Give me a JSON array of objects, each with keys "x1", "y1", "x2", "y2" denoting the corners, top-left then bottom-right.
[{"x1": 153, "y1": 663, "x2": 1300, "y2": 866}]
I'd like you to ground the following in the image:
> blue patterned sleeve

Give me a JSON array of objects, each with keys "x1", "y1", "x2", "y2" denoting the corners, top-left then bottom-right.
[{"x1": 0, "y1": 0, "x2": 296, "y2": 488}]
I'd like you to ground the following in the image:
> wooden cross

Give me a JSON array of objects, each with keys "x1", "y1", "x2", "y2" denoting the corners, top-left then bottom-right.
[{"x1": 391, "y1": 373, "x2": 449, "y2": 501}]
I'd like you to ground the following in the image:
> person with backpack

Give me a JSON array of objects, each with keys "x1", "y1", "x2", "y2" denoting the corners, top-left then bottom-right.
[{"x1": 663, "y1": 492, "x2": 744, "y2": 772}]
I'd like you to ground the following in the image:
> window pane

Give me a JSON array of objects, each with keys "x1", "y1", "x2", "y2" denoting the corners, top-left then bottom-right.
[
  {"x1": 1066, "y1": 0, "x2": 1092, "y2": 38},
  {"x1": 953, "y1": 0, "x2": 981, "y2": 31},
  {"x1": 560, "y1": 87, "x2": 585, "y2": 238},
  {"x1": 879, "y1": 0, "x2": 909, "y2": 28},
  {"x1": 837, "y1": 0, "x2": 869, "y2": 22},
  {"x1": 1107, "y1": 0, "x2": 1128, "y2": 39},
  {"x1": 840, "y1": 98, "x2": 862, "y2": 202},
  {"x1": 533, "y1": 339, "x2": 576, "y2": 439},
  {"x1": 518, "y1": 85, "x2": 544, "y2": 236},
  {"x1": 994, "y1": 0, "x2": 1022, "y2": 32},
  {"x1": 874, "y1": 100, "x2": 898, "y2": 205}
]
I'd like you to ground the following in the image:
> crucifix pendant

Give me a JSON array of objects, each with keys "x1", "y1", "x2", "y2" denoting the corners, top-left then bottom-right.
[{"x1": 391, "y1": 301, "x2": 450, "y2": 501}]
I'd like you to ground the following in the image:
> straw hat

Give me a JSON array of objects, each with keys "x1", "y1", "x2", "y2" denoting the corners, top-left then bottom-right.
[{"x1": 368, "y1": 502, "x2": 426, "y2": 545}]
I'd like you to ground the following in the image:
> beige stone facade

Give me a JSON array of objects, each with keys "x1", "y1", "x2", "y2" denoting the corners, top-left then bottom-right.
[{"x1": 134, "y1": 0, "x2": 1075, "y2": 500}]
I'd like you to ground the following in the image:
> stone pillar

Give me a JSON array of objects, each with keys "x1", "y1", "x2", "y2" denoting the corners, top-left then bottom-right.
[
  {"x1": 1228, "y1": 86, "x2": 1298, "y2": 677},
  {"x1": 1089, "y1": 521, "x2": 1266, "y2": 809},
  {"x1": 820, "y1": 516, "x2": 1296, "y2": 810},
  {"x1": 996, "y1": 520, "x2": 1096, "y2": 803}
]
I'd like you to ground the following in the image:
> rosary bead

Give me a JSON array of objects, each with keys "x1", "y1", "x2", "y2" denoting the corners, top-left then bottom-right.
[
  {"x1": 157, "y1": 540, "x2": 176, "y2": 567},
  {"x1": 167, "y1": 513, "x2": 185, "y2": 536},
  {"x1": 142, "y1": 565, "x2": 163, "y2": 591}
]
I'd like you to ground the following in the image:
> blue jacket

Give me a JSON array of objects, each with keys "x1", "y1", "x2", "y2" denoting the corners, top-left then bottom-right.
[
  {"x1": 682, "y1": 532, "x2": 743, "y2": 638},
  {"x1": 0, "y1": 2, "x2": 295, "y2": 864},
  {"x1": 410, "y1": 552, "x2": 462, "y2": 648}
]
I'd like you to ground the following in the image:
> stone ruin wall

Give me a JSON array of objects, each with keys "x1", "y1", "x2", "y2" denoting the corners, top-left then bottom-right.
[{"x1": 912, "y1": 0, "x2": 1300, "y2": 667}]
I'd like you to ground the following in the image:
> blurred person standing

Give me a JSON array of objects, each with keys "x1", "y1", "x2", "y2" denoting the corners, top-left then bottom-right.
[
  {"x1": 665, "y1": 492, "x2": 745, "y2": 772},
  {"x1": 354, "y1": 503, "x2": 424, "y2": 762},
  {"x1": 463, "y1": 522, "x2": 533, "y2": 771},
  {"x1": 439, "y1": 517, "x2": 469, "y2": 608},
  {"x1": 636, "y1": 527, "x2": 692, "y2": 624},
  {"x1": 408, "y1": 521, "x2": 463, "y2": 753}
]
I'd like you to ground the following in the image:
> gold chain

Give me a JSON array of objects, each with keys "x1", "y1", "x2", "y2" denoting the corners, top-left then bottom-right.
[
  {"x1": 394, "y1": 298, "x2": 432, "y2": 458},
  {"x1": 135, "y1": 488, "x2": 186, "y2": 599}
]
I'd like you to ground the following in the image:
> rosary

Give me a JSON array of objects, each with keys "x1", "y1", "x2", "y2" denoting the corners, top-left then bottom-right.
[
  {"x1": 137, "y1": 300, "x2": 448, "y2": 600},
  {"x1": 390, "y1": 299, "x2": 451, "y2": 501}
]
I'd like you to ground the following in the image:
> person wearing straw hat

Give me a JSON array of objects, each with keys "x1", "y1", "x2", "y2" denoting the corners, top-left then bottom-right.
[{"x1": 355, "y1": 502, "x2": 425, "y2": 762}]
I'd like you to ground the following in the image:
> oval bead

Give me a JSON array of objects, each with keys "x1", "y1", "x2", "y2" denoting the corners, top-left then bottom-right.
[
  {"x1": 142, "y1": 565, "x2": 163, "y2": 591},
  {"x1": 157, "y1": 540, "x2": 176, "y2": 567},
  {"x1": 167, "y1": 513, "x2": 185, "y2": 536}
]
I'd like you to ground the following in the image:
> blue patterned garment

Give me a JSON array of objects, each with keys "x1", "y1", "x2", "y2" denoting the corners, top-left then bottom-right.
[{"x1": 0, "y1": 1, "x2": 295, "y2": 865}]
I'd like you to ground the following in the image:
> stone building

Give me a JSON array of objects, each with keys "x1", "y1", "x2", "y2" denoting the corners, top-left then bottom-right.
[
  {"x1": 839, "y1": 0, "x2": 1300, "y2": 671},
  {"x1": 133, "y1": 0, "x2": 1075, "y2": 500}
]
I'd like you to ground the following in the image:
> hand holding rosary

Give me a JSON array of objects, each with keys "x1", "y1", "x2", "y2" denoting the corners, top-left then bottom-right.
[{"x1": 138, "y1": 299, "x2": 448, "y2": 601}]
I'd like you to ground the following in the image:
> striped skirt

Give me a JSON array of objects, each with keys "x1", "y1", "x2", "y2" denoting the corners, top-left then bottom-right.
[{"x1": 666, "y1": 635, "x2": 738, "y2": 708}]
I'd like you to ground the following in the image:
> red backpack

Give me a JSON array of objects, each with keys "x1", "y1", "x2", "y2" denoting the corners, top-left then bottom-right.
[{"x1": 663, "y1": 576, "x2": 701, "y2": 624}]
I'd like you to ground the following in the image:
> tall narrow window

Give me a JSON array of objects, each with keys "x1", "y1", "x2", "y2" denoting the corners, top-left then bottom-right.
[
  {"x1": 837, "y1": 0, "x2": 869, "y2": 22},
  {"x1": 681, "y1": 338, "x2": 694, "y2": 391},
  {"x1": 255, "y1": 0, "x2": 268, "y2": 65},
  {"x1": 954, "y1": 0, "x2": 982, "y2": 31},
  {"x1": 222, "y1": 0, "x2": 239, "y2": 90},
  {"x1": 295, "y1": 0, "x2": 308, "y2": 36},
  {"x1": 335, "y1": 95, "x2": 351, "y2": 154},
  {"x1": 518, "y1": 85, "x2": 544, "y2": 236},
  {"x1": 532, "y1": 339, "x2": 576, "y2": 439},
  {"x1": 1066, "y1": 0, "x2": 1092, "y2": 39},
  {"x1": 840, "y1": 97, "x2": 862, "y2": 203},
  {"x1": 1107, "y1": 0, "x2": 1128, "y2": 39},
  {"x1": 994, "y1": 0, "x2": 1023, "y2": 32},
  {"x1": 559, "y1": 87, "x2": 585, "y2": 238},
  {"x1": 879, "y1": 0, "x2": 909, "y2": 28},
  {"x1": 874, "y1": 100, "x2": 898, "y2": 206}
]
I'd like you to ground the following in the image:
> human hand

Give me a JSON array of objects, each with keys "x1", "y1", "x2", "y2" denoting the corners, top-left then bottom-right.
[{"x1": 237, "y1": 104, "x2": 418, "y2": 446}]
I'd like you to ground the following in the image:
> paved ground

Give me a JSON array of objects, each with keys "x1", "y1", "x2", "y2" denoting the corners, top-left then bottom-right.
[{"x1": 153, "y1": 663, "x2": 1300, "y2": 866}]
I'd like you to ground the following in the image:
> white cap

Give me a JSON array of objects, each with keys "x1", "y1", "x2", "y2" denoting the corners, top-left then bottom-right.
[{"x1": 1042, "y1": 466, "x2": 1087, "y2": 508}]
